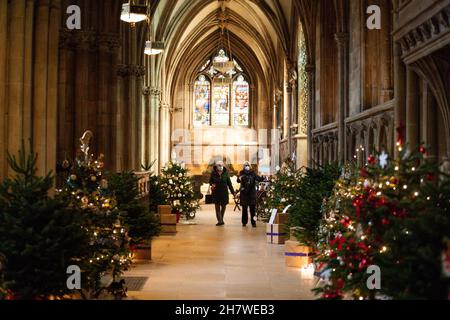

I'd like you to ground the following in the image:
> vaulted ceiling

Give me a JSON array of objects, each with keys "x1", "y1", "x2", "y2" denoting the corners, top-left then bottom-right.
[{"x1": 147, "y1": 0, "x2": 301, "y2": 98}]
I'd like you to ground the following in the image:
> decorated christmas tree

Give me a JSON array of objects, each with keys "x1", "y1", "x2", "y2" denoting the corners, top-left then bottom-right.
[
  {"x1": 57, "y1": 131, "x2": 131, "y2": 299},
  {"x1": 257, "y1": 158, "x2": 301, "y2": 221},
  {"x1": 159, "y1": 161, "x2": 199, "y2": 220},
  {"x1": 314, "y1": 135, "x2": 450, "y2": 300},
  {"x1": 0, "y1": 142, "x2": 89, "y2": 300}
]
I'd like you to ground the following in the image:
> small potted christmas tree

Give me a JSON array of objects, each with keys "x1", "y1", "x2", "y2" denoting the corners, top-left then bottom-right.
[
  {"x1": 108, "y1": 172, "x2": 160, "y2": 261},
  {"x1": 159, "y1": 161, "x2": 199, "y2": 222}
]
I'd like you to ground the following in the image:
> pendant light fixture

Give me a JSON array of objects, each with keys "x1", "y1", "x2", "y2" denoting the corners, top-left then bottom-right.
[
  {"x1": 144, "y1": 40, "x2": 164, "y2": 55},
  {"x1": 144, "y1": 4, "x2": 164, "y2": 56},
  {"x1": 120, "y1": 1, "x2": 147, "y2": 24},
  {"x1": 213, "y1": 1, "x2": 234, "y2": 77}
]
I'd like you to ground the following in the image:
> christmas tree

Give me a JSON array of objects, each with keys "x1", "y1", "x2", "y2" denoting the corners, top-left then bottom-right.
[
  {"x1": 108, "y1": 171, "x2": 160, "y2": 247},
  {"x1": 314, "y1": 140, "x2": 450, "y2": 300},
  {"x1": 149, "y1": 174, "x2": 168, "y2": 214},
  {"x1": 0, "y1": 252, "x2": 8, "y2": 299},
  {"x1": 159, "y1": 161, "x2": 199, "y2": 220},
  {"x1": 290, "y1": 163, "x2": 340, "y2": 247},
  {"x1": 0, "y1": 142, "x2": 90, "y2": 300},
  {"x1": 57, "y1": 131, "x2": 131, "y2": 299},
  {"x1": 257, "y1": 159, "x2": 301, "y2": 221}
]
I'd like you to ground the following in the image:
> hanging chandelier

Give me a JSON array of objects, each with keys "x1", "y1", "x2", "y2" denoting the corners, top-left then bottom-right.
[
  {"x1": 120, "y1": 1, "x2": 164, "y2": 56},
  {"x1": 144, "y1": 40, "x2": 164, "y2": 55},
  {"x1": 213, "y1": 3, "x2": 235, "y2": 76},
  {"x1": 120, "y1": 1, "x2": 147, "y2": 23}
]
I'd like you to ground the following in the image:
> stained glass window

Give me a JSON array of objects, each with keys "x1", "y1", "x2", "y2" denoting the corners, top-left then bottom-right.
[
  {"x1": 193, "y1": 75, "x2": 211, "y2": 127},
  {"x1": 194, "y1": 51, "x2": 250, "y2": 127},
  {"x1": 212, "y1": 81, "x2": 230, "y2": 126},
  {"x1": 232, "y1": 75, "x2": 249, "y2": 126}
]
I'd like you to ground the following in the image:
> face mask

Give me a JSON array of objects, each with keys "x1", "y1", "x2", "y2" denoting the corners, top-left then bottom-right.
[
  {"x1": 244, "y1": 166, "x2": 250, "y2": 171},
  {"x1": 217, "y1": 166, "x2": 223, "y2": 171}
]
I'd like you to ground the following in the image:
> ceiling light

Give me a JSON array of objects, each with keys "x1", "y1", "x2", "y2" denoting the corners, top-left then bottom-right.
[
  {"x1": 144, "y1": 41, "x2": 164, "y2": 55},
  {"x1": 120, "y1": 3, "x2": 147, "y2": 23}
]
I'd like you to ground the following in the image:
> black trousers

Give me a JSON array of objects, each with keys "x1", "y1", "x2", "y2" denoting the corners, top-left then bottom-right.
[
  {"x1": 215, "y1": 203, "x2": 227, "y2": 223},
  {"x1": 242, "y1": 205, "x2": 256, "y2": 226}
]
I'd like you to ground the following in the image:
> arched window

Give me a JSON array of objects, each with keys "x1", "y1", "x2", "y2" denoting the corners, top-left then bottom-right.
[
  {"x1": 232, "y1": 75, "x2": 249, "y2": 126},
  {"x1": 193, "y1": 50, "x2": 250, "y2": 127}
]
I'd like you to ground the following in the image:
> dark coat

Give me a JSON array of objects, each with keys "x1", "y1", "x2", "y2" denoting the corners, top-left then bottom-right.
[
  {"x1": 237, "y1": 170, "x2": 264, "y2": 206},
  {"x1": 209, "y1": 166, "x2": 235, "y2": 205}
]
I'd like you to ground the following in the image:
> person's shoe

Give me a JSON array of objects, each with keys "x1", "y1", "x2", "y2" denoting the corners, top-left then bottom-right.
[
  {"x1": 242, "y1": 224, "x2": 247, "y2": 227},
  {"x1": 252, "y1": 223, "x2": 257, "y2": 228},
  {"x1": 216, "y1": 222, "x2": 222, "y2": 226}
]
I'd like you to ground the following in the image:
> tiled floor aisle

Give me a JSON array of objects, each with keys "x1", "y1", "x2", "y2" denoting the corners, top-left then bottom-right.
[{"x1": 125, "y1": 204, "x2": 316, "y2": 300}]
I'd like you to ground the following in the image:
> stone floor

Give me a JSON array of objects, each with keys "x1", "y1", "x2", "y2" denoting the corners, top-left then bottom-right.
[{"x1": 125, "y1": 204, "x2": 316, "y2": 300}]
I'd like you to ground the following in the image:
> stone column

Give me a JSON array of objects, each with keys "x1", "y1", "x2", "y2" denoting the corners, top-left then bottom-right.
[
  {"x1": 159, "y1": 101, "x2": 171, "y2": 168},
  {"x1": 142, "y1": 85, "x2": 151, "y2": 167},
  {"x1": 393, "y1": 43, "x2": 406, "y2": 156},
  {"x1": 0, "y1": 0, "x2": 7, "y2": 179},
  {"x1": 150, "y1": 87, "x2": 161, "y2": 172},
  {"x1": 406, "y1": 68, "x2": 419, "y2": 148},
  {"x1": 335, "y1": 32, "x2": 349, "y2": 165},
  {"x1": 286, "y1": 84, "x2": 293, "y2": 158}
]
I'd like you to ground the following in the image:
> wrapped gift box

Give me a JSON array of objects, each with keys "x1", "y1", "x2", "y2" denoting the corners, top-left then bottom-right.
[
  {"x1": 274, "y1": 213, "x2": 289, "y2": 225},
  {"x1": 160, "y1": 213, "x2": 177, "y2": 234},
  {"x1": 158, "y1": 205, "x2": 172, "y2": 215},
  {"x1": 284, "y1": 240, "x2": 314, "y2": 268},
  {"x1": 266, "y1": 223, "x2": 287, "y2": 244}
]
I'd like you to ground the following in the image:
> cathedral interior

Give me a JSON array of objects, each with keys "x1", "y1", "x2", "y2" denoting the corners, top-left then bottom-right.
[
  {"x1": 0, "y1": 0, "x2": 449, "y2": 179},
  {"x1": 0, "y1": 0, "x2": 450, "y2": 303}
]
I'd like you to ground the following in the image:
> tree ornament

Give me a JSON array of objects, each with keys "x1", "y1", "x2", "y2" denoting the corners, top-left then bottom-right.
[{"x1": 378, "y1": 151, "x2": 388, "y2": 169}]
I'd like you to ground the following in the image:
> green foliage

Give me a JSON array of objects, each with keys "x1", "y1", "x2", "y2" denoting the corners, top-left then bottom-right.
[
  {"x1": 314, "y1": 147, "x2": 450, "y2": 300},
  {"x1": 57, "y1": 152, "x2": 131, "y2": 298},
  {"x1": 159, "y1": 161, "x2": 199, "y2": 220},
  {"x1": 0, "y1": 253, "x2": 8, "y2": 299},
  {"x1": 290, "y1": 163, "x2": 341, "y2": 247},
  {"x1": 108, "y1": 172, "x2": 160, "y2": 246},
  {"x1": 256, "y1": 159, "x2": 301, "y2": 221},
  {"x1": 0, "y1": 142, "x2": 89, "y2": 300},
  {"x1": 149, "y1": 175, "x2": 168, "y2": 214}
]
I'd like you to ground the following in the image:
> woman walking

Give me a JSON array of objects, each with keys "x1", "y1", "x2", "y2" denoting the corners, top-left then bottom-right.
[
  {"x1": 209, "y1": 161, "x2": 235, "y2": 226},
  {"x1": 237, "y1": 161, "x2": 264, "y2": 227}
]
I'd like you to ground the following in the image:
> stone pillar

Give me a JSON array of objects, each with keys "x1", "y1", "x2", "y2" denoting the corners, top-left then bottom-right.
[
  {"x1": 335, "y1": 32, "x2": 349, "y2": 165},
  {"x1": 393, "y1": 43, "x2": 406, "y2": 156},
  {"x1": 406, "y1": 68, "x2": 419, "y2": 148},
  {"x1": 33, "y1": 0, "x2": 60, "y2": 177},
  {"x1": 6, "y1": 0, "x2": 28, "y2": 176},
  {"x1": 0, "y1": 0, "x2": 7, "y2": 179},
  {"x1": 159, "y1": 101, "x2": 171, "y2": 168},
  {"x1": 150, "y1": 87, "x2": 161, "y2": 172},
  {"x1": 286, "y1": 84, "x2": 293, "y2": 158}
]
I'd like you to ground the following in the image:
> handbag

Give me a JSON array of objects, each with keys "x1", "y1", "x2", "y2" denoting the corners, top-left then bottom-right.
[{"x1": 205, "y1": 185, "x2": 213, "y2": 204}]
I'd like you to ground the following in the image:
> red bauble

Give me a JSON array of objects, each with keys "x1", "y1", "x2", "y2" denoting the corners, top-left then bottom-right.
[
  {"x1": 368, "y1": 155, "x2": 376, "y2": 165},
  {"x1": 360, "y1": 168, "x2": 368, "y2": 177},
  {"x1": 419, "y1": 146, "x2": 426, "y2": 154},
  {"x1": 427, "y1": 173, "x2": 435, "y2": 181},
  {"x1": 336, "y1": 278, "x2": 345, "y2": 289},
  {"x1": 382, "y1": 218, "x2": 389, "y2": 225}
]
